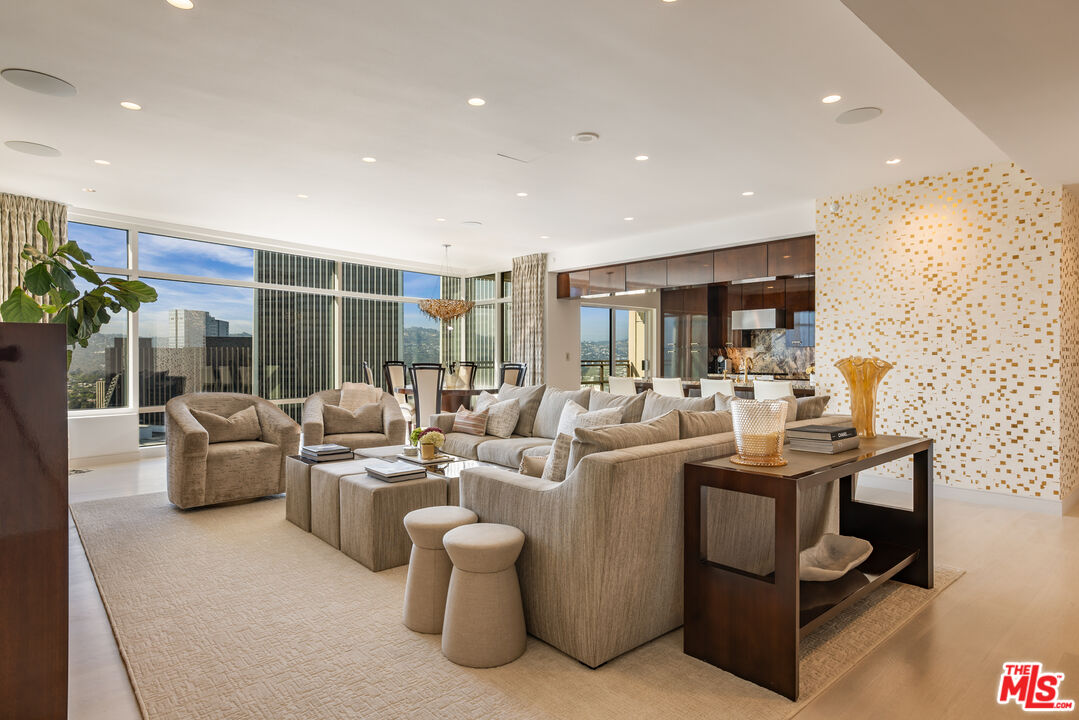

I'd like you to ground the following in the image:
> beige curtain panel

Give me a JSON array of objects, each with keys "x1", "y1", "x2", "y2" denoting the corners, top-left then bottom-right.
[
  {"x1": 511, "y1": 252, "x2": 546, "y2": 383},
  {"x1": 1, "y1": 193, "x2": 68, "y2": 299}
]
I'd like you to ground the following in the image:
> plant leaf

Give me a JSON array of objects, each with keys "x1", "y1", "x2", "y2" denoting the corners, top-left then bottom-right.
[
  {"x1": 108, "y1": 278, "x2": 157, "y2": 302},
  {"x1": 23, "y1": 263, "x2": 53, "y2": 295},
  {"x1": 49, "y1": 263, "x2": 77, "y2": 295},
  {"x1": 56, "y1": 241, "x2": 90, "y2": 264},
  {"x1": 0, "y1": 288, "x2": 45, "y2": 323}
]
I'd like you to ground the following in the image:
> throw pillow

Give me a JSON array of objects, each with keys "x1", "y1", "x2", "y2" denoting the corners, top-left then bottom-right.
[
  {"x1": 191, "y1": 405, "x2": 262, "y2": 444},
  {"x1": 588, "y1": 389, "x2": 647, "y2": 423},
  {"x1": 678, "y1": 410, "x2": 734, "y2": 439},
  {"x1": 519, "y1": 454, "x2": 547, "y2": 478},
  {"x1": 475, "y1": 390, "x2": 499, "y2": 411},
  {"x1": 778, "y1": 395, "x2": 798, "y2": 424},
  {"x1": 541, "y1": 433, "x2": 574, "y2": 482},
  {"x1": 339, "y1": 381, "x2": 382, "y2": 411},
  {"x1": 452, "y1": 407, "x2": 489, "y2": 436},
  {"x1": 796, "y1": 395, "x2": 831, "y2": 420},
  {"x1": 714, "y1": 393, "x2": 734, "y2": 412},
  {"x1": 567, "y1": 411, "x2": 680, "y2": 474},
  {"x1": 323, "y1": 403, "x2": 383, "y2": 435},
  {"x1": 496, "y1": 383, "x2": 546, "y2": 436},
  {"x1": 532, "y1": 387, "x2": 592, "y2": 439},
  {"x1": 555, "y1": 400, "x2": 623, "y2": 438},
  {"x1": 641, "y1": 390, "x2": 717, "y2": 422},
  {"x1": 482, "y1": 397, "x2": 520, "y2": 439}
]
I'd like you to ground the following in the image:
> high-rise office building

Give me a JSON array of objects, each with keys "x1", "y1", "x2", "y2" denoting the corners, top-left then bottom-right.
[{"x1": 168, "y1": 309, "x2": 230, "y2": 348}]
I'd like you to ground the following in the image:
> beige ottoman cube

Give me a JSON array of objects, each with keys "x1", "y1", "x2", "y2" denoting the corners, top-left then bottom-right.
[
  {"x1": 309, "y1": 459, "x2": 370, "y2": 549},
  {"x1": 402, "y1": 506, "x2": 479, "y2": 633},
  {"x1": 442, "y1": 523, "x2": 527, "y2": 668},
  {"x1": 340, "y1": 473, "x2": 445, "y2": 571},
  {"x1": 285, "y1": 456, "x2": 314, "y2": 531}
]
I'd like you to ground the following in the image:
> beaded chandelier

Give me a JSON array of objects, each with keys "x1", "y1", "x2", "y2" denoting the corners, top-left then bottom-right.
[{"x1": 417, "y1": 244, "x2": 474, "y2": 323}]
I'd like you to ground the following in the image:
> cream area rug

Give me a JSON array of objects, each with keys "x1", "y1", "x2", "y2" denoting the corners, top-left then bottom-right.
[{"x1": 71, "y1": 493, "x2": 962, "y2": 720}]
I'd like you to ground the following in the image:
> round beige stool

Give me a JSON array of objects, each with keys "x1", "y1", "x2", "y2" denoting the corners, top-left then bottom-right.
[
  {"x1": 441, "y1": 523, "x2": 526, "y2": 668},
  {"x1": 402, "y1": 506, "x2": 478, "y2": 633}
]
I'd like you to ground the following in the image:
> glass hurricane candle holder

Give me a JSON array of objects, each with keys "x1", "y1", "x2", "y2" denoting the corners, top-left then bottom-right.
[{"x1": 730, "y1": 399, "x2": 788, "y2": 467}]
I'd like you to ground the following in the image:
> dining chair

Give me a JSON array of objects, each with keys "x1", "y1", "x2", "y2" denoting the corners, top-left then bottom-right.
[
  {"x1": 455, "y1": 361, "x2": 478, "y2": 390},
  {"x1": 651, "y1": 377, "x2": 685, "y2": 398},
  {"x1": 363, "y1": 361, "x2": 375, "y2": 386},
  {"x1": 753, "y1": 380, "x2": 794, "y2": 399},
  {"x1": 700, "y1": 378, "x2": 735, "y2": 398},
  {"x1": 383, "y1": 360, "x2": 413, "y2": 428},
  {"x1": 608, "y1": 376, "x2": 639, "y2": 396},
  {"x1": 500, "y1": 362, "x2": 527, "y2": 387},
  {"x1": 410, "y1": 363, "x2": 446, "y2": 428}
]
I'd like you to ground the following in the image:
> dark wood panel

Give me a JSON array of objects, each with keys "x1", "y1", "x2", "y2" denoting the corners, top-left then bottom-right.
[
  {"x1": 0, "y1": 322, "x2": 69, "y2": 719},
  {"x1": 740, "y1": 282, "x2": 765, "y2": 311},
  {"x1": 762, "y1": 279, "x2": 785, "y2": 310},
  {"x1": 568, "y1": 270, "x2": 590, "y2": 298},
  {"x1": 588, "y1": 265, "x2": 626, "y2": 295},
  {"x1": 661, "y1": 287, "x2": 683, "y2": 313},
  {"x1": 714, "y1": 244, "x2": 768, "y2": 282},
  {"x1": 667, "y1": 252, "x2": 713, "y2": 287},
  {"x1": 684, "y1": 285, "x2": 708, "y2": 315},
  {"x1": 767, "y1": 236, "x2": 815, "y2": 277},
  {"x1": 625, "y1": 259, "x2": 668, "y2": 290}
]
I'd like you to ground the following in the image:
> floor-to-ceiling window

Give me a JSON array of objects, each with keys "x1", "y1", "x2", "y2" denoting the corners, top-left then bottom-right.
[{"x1": 581, "y1": 305, "x2": 653, "y2": 389}]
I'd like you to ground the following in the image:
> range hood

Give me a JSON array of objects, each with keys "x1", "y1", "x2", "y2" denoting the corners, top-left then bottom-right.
[{"x1": 731, "y1": 308, "x2": 785, "y2": 330}]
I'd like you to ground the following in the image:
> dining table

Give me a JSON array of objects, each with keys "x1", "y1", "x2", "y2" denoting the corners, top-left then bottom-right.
[{"x1": 401, "y1": 386, "x2": 496, "y2": 413}]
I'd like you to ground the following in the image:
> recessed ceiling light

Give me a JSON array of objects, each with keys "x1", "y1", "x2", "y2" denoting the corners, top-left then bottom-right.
[
  {"x1": 93, "y1": 159, "x2": 110, "y2": 165},
  {"x1": 539, "y1": 235, "x2": 550, "y2": 239},
  {"x1": 662, "y1": 0, "x2": 678, "y2": 3},
  {"x1": 635, "y1": 155, "x2": 650, "y2": 162},
  {"x1": 362, "y1": 156, "x2": 377, "y2": 163},
  {"x1": 467, "y1": 97, "x2": 486, "y2": 107},
  {"x1": 120, "y1": 101, "x2": 142, "y2": 111},
  {"x1": 821, "y1": 94, "x2": 842, "y2": 104},
  {"x1": 1, "y1": 68, "x2": 77, "y2": 97},
  {"x1": 885, "y1": 157, "x2": 902, "y2": 165},
  {"x1": 624, "y1": 217, "x2": 635, "y2": 221},
  {"x1": 836, "y1": 107, "x2": 882, "y2": 125},
  {"x1": 572, "y1": 131, "x2": 600, "y2": 143},
  {"x1": 461, "y1": 220, "x2": 483, "y2": 225},
  {"x1": 4, "y1": 140, "x2": 61, "y2": 157},
  {"x1": 741, "y1": 191, "x2": 755, "y2": 196},
  {"x1": 82, "y1": 187, "x2": 96, "y2": 193},
  {"x1": 166, "y1": 0, "x2": 194, "y2": 8},
  {"x1": 435, "y1": 217, "x2": 447, "y2": 222},
  {"x1": 296, "y1": 193, "x2": 309, "y2": 199},
  {"x1": 516, "y1": 192, "x2": 528, "y2": 197}
]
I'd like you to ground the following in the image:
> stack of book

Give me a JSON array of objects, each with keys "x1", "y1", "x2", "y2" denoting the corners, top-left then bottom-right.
[
  {"x1": 365, "y1": 459, "x2": 428, "y2": 483},
  {"x1": 300, "y1": 444, "x2": 354, "y2": 463},
  {"x1": 788, "y1": 425, "x2": 860, "y2": 454}
]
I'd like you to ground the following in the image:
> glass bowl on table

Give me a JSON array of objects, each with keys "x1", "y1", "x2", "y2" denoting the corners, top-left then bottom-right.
[{"x1": 730, "y1": 398, "x2": 788, "y2": 467}]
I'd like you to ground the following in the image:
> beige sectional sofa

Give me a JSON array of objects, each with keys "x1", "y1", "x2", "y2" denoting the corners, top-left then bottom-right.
[{"x1": 457, "y1": 404, "x2": 852, "y2": 668}]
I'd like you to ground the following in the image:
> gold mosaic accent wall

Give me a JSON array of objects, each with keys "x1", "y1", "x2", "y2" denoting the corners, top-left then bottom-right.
[
  {"x1": 816, "y1": 163, "x2": 1064, "y2": 499},
  {"x1": 1059, "y1": 189, "x2": 1079, "y2": 501}
]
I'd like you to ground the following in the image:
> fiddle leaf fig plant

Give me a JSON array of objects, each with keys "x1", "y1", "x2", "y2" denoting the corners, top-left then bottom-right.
[{"x1": 1, "y1": 219, "x2": 158, "y2": 366}]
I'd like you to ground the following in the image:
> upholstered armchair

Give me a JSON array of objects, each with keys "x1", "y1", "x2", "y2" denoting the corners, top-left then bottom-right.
[
  {"x1": 302, "y1": 390, "x2": 406, "y2": 449},
  {"x1": 165, "y1": 393, "x2": 300, "y2": 509}
]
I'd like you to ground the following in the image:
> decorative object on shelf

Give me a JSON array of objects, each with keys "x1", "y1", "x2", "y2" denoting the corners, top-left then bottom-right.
[
  {"x1": 729, "y1": 398, "x2": 788, "y2": 467},
  {"x1": 805, "y1": 364, "x2": 816, "y2": 385},
  {"x1": 416, "y1": 427, "x2": 446, "y2": 460},
  {"x1": 417, "y1": 244, "x2": 474, "y2": 326},
  {"x1": 0, "y1": 219, "x2": 158, "y2": 366},
  {"x1": 834, "y1": 355, "x2": 893, "y2": 439},
  {"x1": 799, "y1": 533, "x2": 873, "y2": 581}
]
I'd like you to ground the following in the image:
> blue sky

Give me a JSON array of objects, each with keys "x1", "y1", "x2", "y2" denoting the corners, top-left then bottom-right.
[
  {"x1": 140, "y1": 234, "x2": 254, "y2": 280},
  {"x1": 580, "y1": 307, "x2": 631, "y2": 343},
  {"x1": 69, "y1": 222, "x2": 127, "y2": 267}
]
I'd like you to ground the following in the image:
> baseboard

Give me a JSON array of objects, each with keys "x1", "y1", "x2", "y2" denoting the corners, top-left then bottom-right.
[
  {"x1": 856, "y1": 472, "x2": 1066, "y2": 516},
  {"x1": 70, "y1": 444, "x2": 165, "y2": 469}
]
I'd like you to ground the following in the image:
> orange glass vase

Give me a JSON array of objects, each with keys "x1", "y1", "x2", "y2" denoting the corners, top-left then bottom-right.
[{"x1": 834, "y1": 356, "x2": 894, "y2": 439}]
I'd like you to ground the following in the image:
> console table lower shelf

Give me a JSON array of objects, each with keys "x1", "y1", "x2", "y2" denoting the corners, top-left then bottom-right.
[{"x1": 683, "y1": 435, "x2": 934, "y2": 700}]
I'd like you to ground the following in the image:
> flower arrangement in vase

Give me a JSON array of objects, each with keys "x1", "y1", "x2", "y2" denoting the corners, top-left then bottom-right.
[{"x1": 416, "y1": 427, "x2": 446, "y2": 460}]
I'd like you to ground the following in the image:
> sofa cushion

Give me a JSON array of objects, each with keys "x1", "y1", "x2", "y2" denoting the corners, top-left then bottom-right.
[
  {"x1": 474, "y1": 396, "x2": 520, "y2": 438},
  {"x1": 323, "y1": 403, "x2": 383, "y2": 435},
  {"x1": 555, "y1": 400, "x2": 623, "y2": 438},
  {"x1": 442, "y1": 432, "x2": 491, "y2": 460},
  {"x1": 204, "y1": 440, "x2": 280, "y2": 503},
  {"x1": 522, "y1": 444, "x2": 552, "y2": 460},
  {"x1": 477, "y1": 436, "x2": 553, "y2": 468},
  {"x1": 532, "y1": 387, "x2": 592, "y2": 439},
  {"x1": 796, "y1": 395, "x2": 831, "y2": 420},
  {"x1": 519, "y1": 454, "x2": 546, "y2": 478},
  {"x1": 641, "y1": 390, "x2": 716, "y2": 422},
  {"x1": 452, "y1": 407, "x2": 489, "y2": 436},
  {"x1": 541, "y1": 433, "x2": 574, "y2": 482},
  {"x1": 324, "y1": 432, "x2": 389, "y2": 450},
  {"x1": 497, "y1": 383, "x2": 546, "y2": 437},
  {"x1": 191, "y1": 405, "x2": 262, "y2": 444},
  {"x1": 678, "y1": 410, "x2": 734, "y2": 439},
  {"x1": 339, "y1": 381, "x2": 382, "y2": 411},
  {"x1": 588, "y1": 389, "x2": 646, "y2": 423},
  {"x1": 567, "y1": 411, "x2": 680, "y2": 474}
]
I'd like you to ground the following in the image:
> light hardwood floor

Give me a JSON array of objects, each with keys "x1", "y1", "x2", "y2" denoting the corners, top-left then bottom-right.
[{"x1": 68, "y1": 457, "x2": 1078, "y2": 719}]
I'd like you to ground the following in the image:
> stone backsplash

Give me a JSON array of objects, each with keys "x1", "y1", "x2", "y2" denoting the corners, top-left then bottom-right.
[{"x1": 726, "y1": 329, "x2": 815, "y2": 376}]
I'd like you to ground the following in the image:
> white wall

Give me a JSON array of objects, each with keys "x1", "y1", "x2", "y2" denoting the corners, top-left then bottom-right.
[
  {"x1": 68, "y1": 411, "x2": 140, "y2": 463},
  {"x1": 543, "y1": 272, "x2": 581, "y2": 389}
]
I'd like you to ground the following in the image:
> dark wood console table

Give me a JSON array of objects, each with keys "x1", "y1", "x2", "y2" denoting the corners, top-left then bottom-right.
[{"x1": 683, "y1": 435, "x2": 933, "y2": 700}]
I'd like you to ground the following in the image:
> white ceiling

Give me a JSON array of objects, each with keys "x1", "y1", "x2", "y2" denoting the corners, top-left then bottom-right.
[
  {"x1": 0, "y1": 0, "x2": 1004, "y2": 273},
  {"x1": 842, "y1": 0, "x2": 1079, "y2": 190}
]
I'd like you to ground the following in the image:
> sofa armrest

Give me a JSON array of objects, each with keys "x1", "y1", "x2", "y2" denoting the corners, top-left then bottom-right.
[
  {"x1": 381, "y1": 394, "x2": 407, "y2": 444},
  {"x1": 302, "y1": 394, "x2": 326, "y2": 445},
  {"x1": 430, "y1": 412, "x2": 456, "y2": 433},
  {"x1": 165, "y1": 400, "x2": 209, "y2": 457},
  {"x1": 255, "y1": 399, "x2": 301, "y2": 455},
  {"x1": 461, "y1": 466, "x2": 562, "y2": 499}
]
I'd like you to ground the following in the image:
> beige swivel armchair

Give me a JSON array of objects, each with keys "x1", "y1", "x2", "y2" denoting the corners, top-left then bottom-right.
[
  {"x1": 302, "y1": 390, "x2": 406, "y2": 449},
  {"x1": 165, "y1": 393, "x2": 300, "y2": 509}
]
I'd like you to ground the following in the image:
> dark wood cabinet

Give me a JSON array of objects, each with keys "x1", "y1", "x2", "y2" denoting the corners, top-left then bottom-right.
[
  {"x1": 625, "y1": 259, "x2": 667, "y2": 290},
  {"x1": 667, "y1": 253, "x2": 713, "y2": 287},
  {"x1": 0, "y1": 323, "x2": 69, "y2": 719},
  {"x1": 559, "y1": 270, "x2": 590, "y2": 298},
  {"x1": 784, "y1": 277, "x2": 813, "y2": 313},
  {"x1": 767, "y1": 236, "x2": 814, "y2": 277},
  {"x1": 588, "y1": 265, "x2": 626, "y2": 295},
  {"x1": 714, "y1": 244, "x2": 768, "y2": 282}
]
